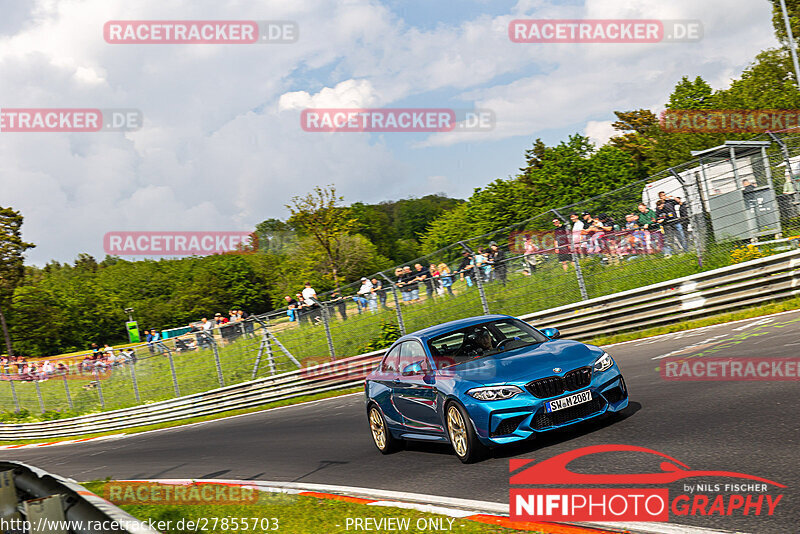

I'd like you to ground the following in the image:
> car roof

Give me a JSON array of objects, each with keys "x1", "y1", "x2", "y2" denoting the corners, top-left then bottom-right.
[{"x1": 401, "y1": 314, "x2": 515, "y2": 342}]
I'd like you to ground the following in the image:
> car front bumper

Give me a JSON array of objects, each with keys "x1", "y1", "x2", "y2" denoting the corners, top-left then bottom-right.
[{"x1": 462, "y1": 368, "x2": 628, "y2": 447}]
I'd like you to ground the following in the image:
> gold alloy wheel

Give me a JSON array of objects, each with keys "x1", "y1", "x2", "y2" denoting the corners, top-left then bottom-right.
[
  {"x1": 447, "y1": 405, "x2": 468, "y2": 457},
  {"x1": 369, "y1": 407, "x2": 387, "y2": 449}
]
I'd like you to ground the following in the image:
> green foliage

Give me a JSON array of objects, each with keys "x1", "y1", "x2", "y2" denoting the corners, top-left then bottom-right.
[
  {"x1": 770, "y1": 0, "x2": 800, "y2": 45},
  {"x1": 8, "y1": 252, "x2": 273, "y2": 356},
  {"x1": 349, "y1": 194, "x2": 463, "y2": 263},
  {"x1": 359, "y1": 321, "x2": 402, "y2": 352},
  {"x1": 421, "y1": 135, "x2": 642, "y2": 253}
]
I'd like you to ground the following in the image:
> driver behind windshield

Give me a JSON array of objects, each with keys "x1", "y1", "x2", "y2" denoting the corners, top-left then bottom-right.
[{"x1": 465, "y1": 327, "x2": 494, "y2": 356}]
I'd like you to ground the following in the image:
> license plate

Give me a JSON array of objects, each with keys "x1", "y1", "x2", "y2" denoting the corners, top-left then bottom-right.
[{"x1": 546, "y1": 390, "x2": 592, "y2": 413}]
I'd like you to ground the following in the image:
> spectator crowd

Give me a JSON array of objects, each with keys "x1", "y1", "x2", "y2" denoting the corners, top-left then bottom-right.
[{"x1": 279, "y1": 191, "x2": 695, "y2": 324}]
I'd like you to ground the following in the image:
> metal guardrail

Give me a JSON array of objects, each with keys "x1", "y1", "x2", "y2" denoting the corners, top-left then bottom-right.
[
  {"x1": 0, "y1": 460, "x2": 158, "y2": 533},
  {"x1": 1, "y1": 249, "x2": 798, "y2": 441},
  {"x1": 0, "y1": 351, "x2": 383, "y2": 441},
  {"x1": 518, "y1": 248, "x2": 800, "y2": 340}
]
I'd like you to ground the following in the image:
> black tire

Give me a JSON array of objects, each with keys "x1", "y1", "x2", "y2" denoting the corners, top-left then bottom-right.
[
  {"x1": 445, "y1": 402, "x2": 487, "y2": 464},
  {"x1": 368, "y1": 405, "x2": 401, "y2": 454}
]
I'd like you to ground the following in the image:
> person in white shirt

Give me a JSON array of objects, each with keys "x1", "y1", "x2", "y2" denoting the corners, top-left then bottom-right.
[
  {"x1": 357, "y1": 277, "x2": 377, "y2": 312},
  {"x1": 301, "y1": 282, "x2": 317, "y2": 305},
  {"x1": 569, "y1": 213, "x2": 586, "y2": 257}
]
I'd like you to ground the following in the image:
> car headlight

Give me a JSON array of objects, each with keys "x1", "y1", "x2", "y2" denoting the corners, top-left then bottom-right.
[
  {"x1": 594, "y1": 352, "x2": 614, "y2": 372},
  {"x1": 466, "y1": 385, "x2": 523, "y2": 401}
]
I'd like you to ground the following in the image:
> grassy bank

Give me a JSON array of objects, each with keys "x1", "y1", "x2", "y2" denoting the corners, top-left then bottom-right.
[{"x1": 80, "y1": 482, "x2": 544, "y2": 534}]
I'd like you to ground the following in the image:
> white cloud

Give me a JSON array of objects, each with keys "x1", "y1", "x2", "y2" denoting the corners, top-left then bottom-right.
[
  {"x1": 0, "y1": 0, "x2": 781, "y2": 265},
  {"x1": 585, "y1": 120, "x2": 617, "y2": 147},
  {"x1": 279, "y1": 79, "x2": 380, "y2": 110}
]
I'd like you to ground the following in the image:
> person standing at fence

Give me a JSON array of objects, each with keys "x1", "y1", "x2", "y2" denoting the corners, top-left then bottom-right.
[
  {"x1": 489, "y1": 242, "x2": 507, "y2": 285},
  {"x1": 456, "y1": 251, "x2": 475, "y2": 287},
  {"x1": 371, "y1": 277, "x2": 387, "y2": 308},
  {"x1": 658, "y1": 191, "x2": 686, "y2": 252},
  {"x1": 285, "y1": 295, "x2": 300, "y2": 321},
  {"x1": 358, "y1": 277, "x2": 378, "y2": 312},
  {"x1": 145, "y1": 330, "x2": 154, "y2": 354},
  {"x1": 569, "y1": 213, "x2": 586, "y2": 257},
  {"x1": 302, "y1": 282, "x2": 317, "y2": 304},
  {"x1": 414, "y1": 263, "x2": 434, "y2": 300},
  {"x1": 655, "y1": 199, "x2": 677, "y2": 256},
  {"x1": 523, "y1": 235, "x2": 539, "y2": 273},
  {"x1": 437, "y1": 263, "x2": 455, "y2": 296},
  {"x1": 636, "y1": 203, "x2": 657, "y2": 253},
  {"x1": 399, "y1": 266, "x2": 418, "y2": 302},
  {"x1": 552, "y1": 219, "x2": 571, "y2": 272},
  {"x1": 330, "y1": 290, "x2": 348, "y2": 320}
]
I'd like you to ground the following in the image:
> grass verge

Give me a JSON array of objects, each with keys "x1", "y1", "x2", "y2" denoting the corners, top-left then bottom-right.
[
  {"x1": 589, "y1": 295, "x2": 800, "y2": 347},
  {"x1": 0, "y1": 387, "x2": 362, "y2": 446},
  {"x1": 79, "y1": 482, "x2": 544, "y2": 534}
]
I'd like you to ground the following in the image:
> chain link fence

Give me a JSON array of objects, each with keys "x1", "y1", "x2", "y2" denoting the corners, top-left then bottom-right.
[
  {"x1": 0, "y1": 318, "x2": 301, "y2": 417},
  {"x1": 4, "y1": 129, "x2": 800, "y2": 417}
]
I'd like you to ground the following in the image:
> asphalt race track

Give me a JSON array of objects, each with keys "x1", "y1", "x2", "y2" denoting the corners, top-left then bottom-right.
[{"x1": 5, "y1": 311, "x2": 800, "y2": 534}]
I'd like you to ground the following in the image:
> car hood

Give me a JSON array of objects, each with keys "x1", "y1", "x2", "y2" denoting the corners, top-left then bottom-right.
[{"x1": 442, "y1": 339, "x2": 602, "y2": 385}]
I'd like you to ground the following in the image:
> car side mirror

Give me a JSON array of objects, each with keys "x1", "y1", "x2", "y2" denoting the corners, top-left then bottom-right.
[
  {"x1": 541, "y1": 327, "x2": 561, "y2": 339},
  {"x1": 402, "y1": 361, "x2": 424, "y2": 376}
]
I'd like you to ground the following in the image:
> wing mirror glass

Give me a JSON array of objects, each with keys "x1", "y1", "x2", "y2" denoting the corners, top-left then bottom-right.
[
  {"x1": 541, "y1": 327, "x2": 561, "y2": 339},
  {"x1": 402, "y1": 361, "x2": 424, "y2": 376}
]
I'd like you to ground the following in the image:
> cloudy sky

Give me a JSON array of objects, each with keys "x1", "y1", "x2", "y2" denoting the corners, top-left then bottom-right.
[{"x1": 0, "y1": 0, "x2": 780, "y2": 265}]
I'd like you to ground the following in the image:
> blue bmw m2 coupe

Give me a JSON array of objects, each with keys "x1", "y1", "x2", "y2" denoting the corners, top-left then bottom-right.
[{"x1": 365, "y1": 315, "x2": 628, "y2": 463}]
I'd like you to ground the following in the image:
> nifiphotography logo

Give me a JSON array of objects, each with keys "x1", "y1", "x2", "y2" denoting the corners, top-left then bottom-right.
[{"x1": 510, "y1": 444, "x2": 785, "y2": 522}]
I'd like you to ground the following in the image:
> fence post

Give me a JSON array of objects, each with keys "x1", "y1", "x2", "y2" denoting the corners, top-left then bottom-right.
[
  {"x1": 62, "y1": 374, "x2": 74, "y2": 411},
  {"x1": 321, "y1": 303, "x2": 336, "y2": 361},
  {"x1": 163, "y1": 345, "x2": 181, "y2": 397},
  {"x1": 458, "y1": 242, "x2": 490, "y2": 314},
  {"x1": 251, "y1": 330, "x2": 266, "y2": 379},
  {"x1": 379, "y1": 272, "x2": 405, "y2": 336},
  {"x1": 34, "y1": 381, "x2": 45, "y2": 414},
  {"x1": 552, "y1": 210, "x2": 589, "y2": 301},
  {"x1": 129, "y1": 362, "x2": 141, "y2": 404},
  {"x1": 473, "y1": 265, "x2": 491, "y2": 314},
  {"x1": 93, "y1": 368, "x2": 105, "y2": 410},
  {"x1": 209, "y1": 333, "x2": 225, "y2": 387},
  {"x1": 266, "y1": 335, "x2": 277, "y2": 375},
  {"x1": 9, "y1": 380, "x2": 19, "y2": 413},
  {"x1": 670, "y1": 168, "x2": 705, "y2": 267}
]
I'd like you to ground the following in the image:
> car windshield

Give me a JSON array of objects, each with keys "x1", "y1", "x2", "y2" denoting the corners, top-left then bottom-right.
[{"x1": 427, "y1": 318, "x2": 547, "y2": 369}]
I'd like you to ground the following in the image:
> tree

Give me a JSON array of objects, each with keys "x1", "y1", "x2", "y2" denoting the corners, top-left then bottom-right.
[
  {"x1": 0, "y1": 207, "x2": 35, "y2": 356},
  {"x1": 770, "y1": 0, "x2": 800, "y2": 45},
  {"x1": 286, "y1": 185, "x2": 357, "y2": 288},
  {"x1": 666, "y1": 76, "x2": 716, "y2": 110},
  {"x1": 254, "y1": 218, "x2": 295, "y2": 252}
]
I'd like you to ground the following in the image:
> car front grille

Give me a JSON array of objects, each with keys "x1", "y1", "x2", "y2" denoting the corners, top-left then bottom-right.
[
  {"x1": 533, "y1": 398, "x2": 606, "y2": 429},
  {"x1": 491, "y1": 414, "x2": 528, "y2": 437},
  {"x1": 525, "y1": 366, "x2": 592, "y2": 398}
]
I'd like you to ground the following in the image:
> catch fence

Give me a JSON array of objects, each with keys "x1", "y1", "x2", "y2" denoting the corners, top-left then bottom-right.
[{"x1": 3, "y1": 129, "x2": 800, "y2": 417}]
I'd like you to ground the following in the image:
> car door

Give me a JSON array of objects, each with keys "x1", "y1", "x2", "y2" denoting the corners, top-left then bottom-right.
[
  {"x1": 393, "y1": 340, "x2": 443, "y2": 434},
  {"x1": 372, "y1": 344, "x2": 404, "y2": 428}
]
